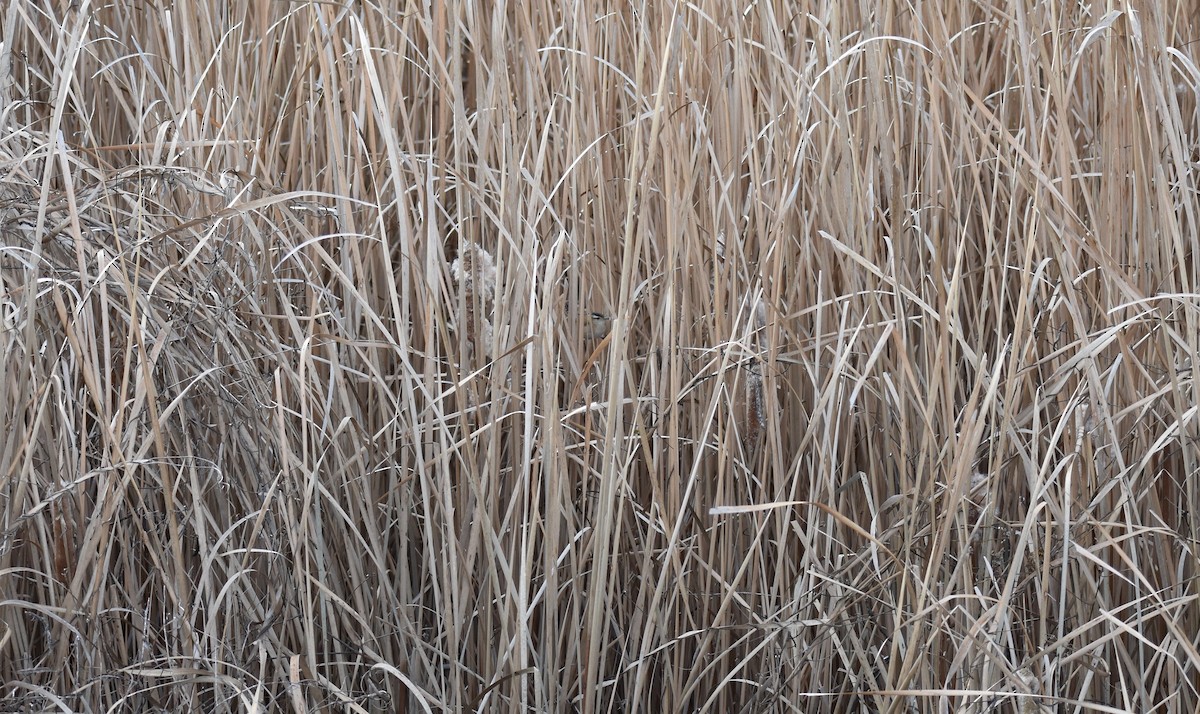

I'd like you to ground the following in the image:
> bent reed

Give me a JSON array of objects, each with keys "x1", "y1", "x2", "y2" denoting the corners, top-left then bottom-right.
[{"x1": 2, "y1": 2, "x2": 1200, "y2": 712}]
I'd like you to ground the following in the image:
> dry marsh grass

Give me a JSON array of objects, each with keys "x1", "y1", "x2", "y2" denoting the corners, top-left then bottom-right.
[{"x1": 2, "y1": 1, "x2": 1200, "y2": 711}]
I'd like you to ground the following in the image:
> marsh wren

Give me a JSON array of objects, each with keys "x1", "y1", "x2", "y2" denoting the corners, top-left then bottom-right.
[{"x1": 583, "y1": 311, "x2": 612, "y2": 340}]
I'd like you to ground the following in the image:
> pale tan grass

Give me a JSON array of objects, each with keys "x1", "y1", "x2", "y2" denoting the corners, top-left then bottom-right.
[{"x1": 3, "y1": 1, "x2": 1200, "y2": 712}]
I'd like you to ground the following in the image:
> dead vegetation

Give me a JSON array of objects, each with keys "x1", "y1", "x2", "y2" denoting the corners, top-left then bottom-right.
[{"x1": 2, "y1": 1, "x2": 1200, "y2": 711}]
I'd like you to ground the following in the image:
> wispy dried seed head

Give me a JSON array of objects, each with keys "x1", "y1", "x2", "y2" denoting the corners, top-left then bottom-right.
[
  {"x1": 451, "y1": 240, "x2": 497, "y2": 354},
  {"x1": 735, "y1": 359, "x2": 765, "y2": 444},
  {"x1": 735, "y1": 294, "x2": 769, "y2": 449},
  {"x1": 451, "y1": 241, "x2": 497, "y2": 305},
  {"x1": 740, "y1": 293, "x2": 766, "y2": 337}
]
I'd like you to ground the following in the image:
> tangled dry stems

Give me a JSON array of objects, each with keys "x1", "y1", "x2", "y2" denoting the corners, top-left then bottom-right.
[{"x1": 2, "y1": 2, "x2": 1200, "y2": 712}]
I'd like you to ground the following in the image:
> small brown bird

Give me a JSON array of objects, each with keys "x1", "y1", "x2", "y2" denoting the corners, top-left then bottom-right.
[{"x1": 583, "y1": 311, "x2": 612, "y2": 340}]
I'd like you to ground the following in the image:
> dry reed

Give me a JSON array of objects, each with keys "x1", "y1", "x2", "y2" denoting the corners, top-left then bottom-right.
[{"x1": 2, "y1": 1, "x2": 1200, "y2": 712}]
